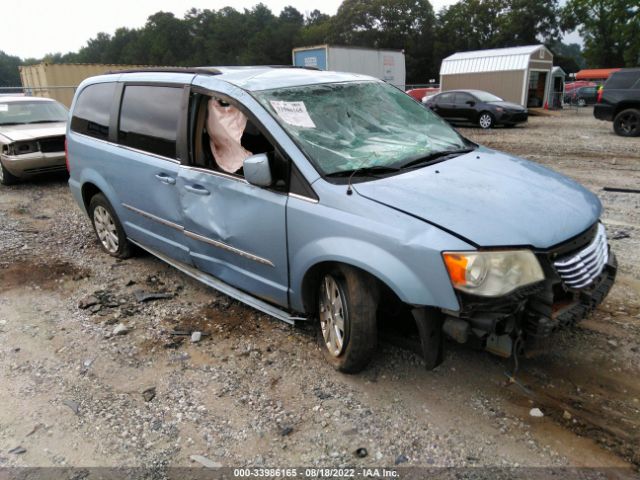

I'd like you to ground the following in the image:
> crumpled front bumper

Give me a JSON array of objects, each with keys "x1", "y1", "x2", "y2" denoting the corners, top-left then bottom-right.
[
  {"x1": 441, "y1": 236, "x2": 617, "y2": 357},
  {"x1": 1, "y1": 151, "x2": 66, "y2": 178}
]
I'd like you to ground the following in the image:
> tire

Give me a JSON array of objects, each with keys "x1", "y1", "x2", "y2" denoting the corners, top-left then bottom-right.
[
  {"x1": 613, "y1": 108, "x2": 640, "y2": 137},
  {"x1": 89, "y1": 193, "x2": 132, "y2": 259},
  {"x1": 316, "y1": 265, "x2": 379, "y2": 373},
  {"x1": 478, "y1": 112, "x2": 494, "y2": 129},
  {"x1": 0, "y1": 161, "x2": 19, "y2": 186}
]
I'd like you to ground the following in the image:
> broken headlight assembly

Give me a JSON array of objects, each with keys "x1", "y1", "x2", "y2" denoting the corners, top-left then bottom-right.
[
  {"x1": 442, "y1": 250, "x2": 544, "y2": 297},
  {"x1": 7, "y1": 141, "x2": 39, "y2": 155}
]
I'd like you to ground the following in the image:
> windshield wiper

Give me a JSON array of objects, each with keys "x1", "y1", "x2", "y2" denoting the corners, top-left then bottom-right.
[
  {"x1": 325, "y1": 165, "x2": 401, "y2": 196},
  {"x1": 325, "y1": 165, "x2": 401, "y2": 178},
  {"x1": 25, "y1": 120, "x2": 63, "y2": 124},
  {"x1": 397, "y1": 147, "x2": 475, "y2": 170},
  {"x1": 0, "y1": 122, "x2": 24, "y2": 126}
]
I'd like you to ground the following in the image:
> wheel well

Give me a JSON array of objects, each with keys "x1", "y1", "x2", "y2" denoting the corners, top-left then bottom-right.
[
  {"x1": 300, "y1": 261, "x2": 395, "y2": 316},
  {"x1": 81, "y1": 182, "x2": 102, "y2": 212},
  {"x1": 614, "y1": 102, "x2": 640, "y2": 117}
]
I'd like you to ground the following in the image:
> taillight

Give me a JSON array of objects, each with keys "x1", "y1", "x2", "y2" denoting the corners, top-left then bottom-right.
[
  {"x1": 65, "y1": 138, "x2": 70, "y2": 173},
  {"x1": 597, "y1": 87, "x2": 604, "y2": 103}
]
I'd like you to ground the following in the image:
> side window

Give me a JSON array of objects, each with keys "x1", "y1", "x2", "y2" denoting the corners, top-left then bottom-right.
[
  {"x1": 454, "y1": 93, "x2": 473, "y2": 105},
  {"x1": 70, "y1": 82, "x2": 116, "y2": 140},
  {"x1": 118, "y1": 85, "x2": 182, "y2": 159},
  {"x1": 190, "y1": 94, "x2": 288, "y2": 190},
  {"x1": 437, "y1": 93, "x2": 454, "y2": 104},
  {"x1": 606, "y1": 72, "x2": 639, "y2": 90}
]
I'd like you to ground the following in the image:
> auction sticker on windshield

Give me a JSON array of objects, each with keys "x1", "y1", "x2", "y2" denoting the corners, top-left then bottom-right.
[
  {"x1": 269, "y1": 100, "x2": 316, "y2": 128},
  {"x1": 0, "y1": 105, "x2": 8, "y2": 111}
]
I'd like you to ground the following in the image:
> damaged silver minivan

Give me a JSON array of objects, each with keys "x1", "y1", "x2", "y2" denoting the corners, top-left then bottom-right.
[{"x1": 67, "y1": 67, "x2": 616, "y2": 373}]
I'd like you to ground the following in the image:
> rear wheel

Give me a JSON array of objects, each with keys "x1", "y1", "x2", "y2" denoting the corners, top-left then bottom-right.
[
  {"x1": 0, "y1": 162, "x2": 19, "y2": 186},
  {"x1": 478, "y1": 112, "x2": 494, "y2": 129},
  {"x1": 89, "y1": 193, "x2": 132, "y2": 259},
  {"x1": 613, "y1": 109, "x2": 640, "y2": 137},
  {"x1": 317, "y1": 265, "x2": 378, "y2": 373}
]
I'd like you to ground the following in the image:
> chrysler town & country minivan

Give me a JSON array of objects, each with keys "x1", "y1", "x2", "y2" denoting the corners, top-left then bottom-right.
[{"x1": 67, "y1": 67, "x2": 617, "y2": 373}]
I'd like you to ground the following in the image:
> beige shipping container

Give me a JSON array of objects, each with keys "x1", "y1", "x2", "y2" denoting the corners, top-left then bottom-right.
[{"x1": 19, "y1": 63, "x2": 148, "y2": 107}]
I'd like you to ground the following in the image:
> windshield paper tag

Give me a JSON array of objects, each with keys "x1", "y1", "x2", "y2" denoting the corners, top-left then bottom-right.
[
  {"x1": 0, "y1": 105, "x2": 8, "y2": 112},
  {"x1": 270, "y1": 101, "x2": 315, "y2": 128}
]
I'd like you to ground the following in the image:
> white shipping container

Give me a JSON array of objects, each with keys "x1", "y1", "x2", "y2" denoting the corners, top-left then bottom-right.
[{"x1": 292, "y1": 45, "x2": 406, "y2": 87}]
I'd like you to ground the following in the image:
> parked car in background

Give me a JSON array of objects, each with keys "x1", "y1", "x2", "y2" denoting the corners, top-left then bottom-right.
[
  {"x1": 423, "y1": 90, "x2": 528, "y2": 129},
  {"x1": 67, "y1": 67, "x2": 615, "y2": 373},
  {"x1": 565, "y1": 86, "x2": 599, "y2": 106},
  {"x1": 406, "y1": 87, "x2": 439, "y2": 102},
  {"x1": 0, "y1": 96, "x2": 68, "y2": 185},
  {"x1": 594, "y1": 68, "x2": 640, "y2": 137}
]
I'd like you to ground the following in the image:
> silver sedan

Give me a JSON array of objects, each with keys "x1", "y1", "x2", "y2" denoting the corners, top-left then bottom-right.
[{"x1": 0, "y1": 96, "x2": 68, "y2": 185}]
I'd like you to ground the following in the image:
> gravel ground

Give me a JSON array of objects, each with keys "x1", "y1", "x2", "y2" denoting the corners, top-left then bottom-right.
[{"x1": 0, "y1": 108, "x2": 638, "y2": 477}]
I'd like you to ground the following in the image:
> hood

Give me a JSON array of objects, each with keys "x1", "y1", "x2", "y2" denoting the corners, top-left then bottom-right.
[
  {"x1": 0, "y1": 122, "x2": 66, "y2": 142},
  {"x1": 353, "y1": 148, "x2": 601, "y2": 249},
  {"x1": 488, "y1": 101, "x2": 526, "y2": 111}
]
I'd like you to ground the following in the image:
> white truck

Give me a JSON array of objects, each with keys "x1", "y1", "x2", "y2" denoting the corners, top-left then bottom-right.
[{"x1": 292, "y1": 45, "x2": 406, "y2": 88}]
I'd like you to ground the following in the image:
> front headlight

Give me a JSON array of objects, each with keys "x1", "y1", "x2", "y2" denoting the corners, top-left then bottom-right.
[{"x1": 442, "y1": 250, "x2": 544, "y2": 297}]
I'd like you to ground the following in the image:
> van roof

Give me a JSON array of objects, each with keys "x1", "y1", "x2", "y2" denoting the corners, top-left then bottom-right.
[{"x1": 92, "y1": 66, "x2": 375, "y2": 91}]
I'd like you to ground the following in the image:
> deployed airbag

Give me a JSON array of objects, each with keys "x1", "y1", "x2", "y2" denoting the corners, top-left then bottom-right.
[{"x1": 207, "y1": 99, "x2": 252, "y2": 173}]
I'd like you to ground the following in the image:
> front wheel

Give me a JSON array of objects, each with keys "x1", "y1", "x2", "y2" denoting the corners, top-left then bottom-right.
[
  {"x1": 478, "y1": 112, "x2": 494, "y2": 129},
  {"x1": 317, "y1": 265, "x2": 378, "y2": 373},
  {"x1": 613, "y1": 109, "x2": 640, "y2": 137},
  {"x1": 0, "y1": 161, "x2": 19, "y2": 186},
  {"x1": 89, "y1": 193, "x2": 133, "y2": 259}
]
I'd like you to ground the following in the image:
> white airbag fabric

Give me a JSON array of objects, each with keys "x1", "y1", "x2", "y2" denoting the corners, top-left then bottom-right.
[{"x1": 207, "y1": 99, "x2": 251, "y2": 173}]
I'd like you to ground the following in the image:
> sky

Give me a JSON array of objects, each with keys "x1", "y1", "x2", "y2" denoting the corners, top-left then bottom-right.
[{"x1": 3, "y1": 0, "x2": 579, "y2": 59}]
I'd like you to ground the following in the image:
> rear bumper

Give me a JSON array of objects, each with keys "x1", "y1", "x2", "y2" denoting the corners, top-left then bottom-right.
[
  {"x1": 594, "y1": 104, "x2": 614, "y2": 121},
  {"x1": 1, "y1": 151, "x2": 66, "y2": 177}
]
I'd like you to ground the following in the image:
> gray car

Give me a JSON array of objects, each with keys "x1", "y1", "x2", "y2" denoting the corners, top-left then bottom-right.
[
  {"x1": 0, "y1": 96, "x2": 68, "y2": 185},
  {"x1": 66, "y1": 67, "x2": 616, "y2": 373}
]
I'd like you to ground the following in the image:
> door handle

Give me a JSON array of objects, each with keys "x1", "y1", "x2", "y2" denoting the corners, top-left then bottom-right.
[
  {"x1": 184, "y1": 184, "x2": 210, "y2": 196},
  {"x1": 155, "y1": 173, "x2": 176, "y2": 185}
]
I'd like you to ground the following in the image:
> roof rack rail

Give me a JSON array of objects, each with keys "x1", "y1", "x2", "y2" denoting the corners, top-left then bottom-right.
[{"x1": 104, "y1": 67, "x2": 222, "y2": 75}]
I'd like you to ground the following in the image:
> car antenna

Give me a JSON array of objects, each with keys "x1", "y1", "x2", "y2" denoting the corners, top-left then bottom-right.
[
  {"x1": 346, "y1": 170, "x2": 358, "y2": 196},
  {"x1": 346, "y1": 158, "x2": 373, "y2": 196}
]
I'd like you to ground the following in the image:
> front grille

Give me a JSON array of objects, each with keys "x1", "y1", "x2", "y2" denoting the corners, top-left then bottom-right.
[
  {"x1": 554, "y1": 223, "x2": 608, "y2": 289},
  {"x1": 39, "y1": 136, "x2": 65, "y2": 153}
]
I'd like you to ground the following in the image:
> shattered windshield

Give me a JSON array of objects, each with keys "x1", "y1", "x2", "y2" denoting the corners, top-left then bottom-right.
[{"x1": 254, "y1": 81, "x2": 468, "y2": 176}]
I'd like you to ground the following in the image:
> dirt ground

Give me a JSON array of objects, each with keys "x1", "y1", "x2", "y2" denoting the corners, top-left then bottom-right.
[{"x1": 0, "y1": 107, "x2": 639, "y2": 477}]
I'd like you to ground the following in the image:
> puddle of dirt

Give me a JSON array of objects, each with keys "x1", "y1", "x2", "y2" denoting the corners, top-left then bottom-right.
[
  {"x1": 137, "y1": 302, "x2": 276, "y2": 354},
  {"x1": 505, "y1": 357, "x2": 640, "y2": 467},
  {"x1": 0, "y1": 260, "x2": 88, "y2": 291}
]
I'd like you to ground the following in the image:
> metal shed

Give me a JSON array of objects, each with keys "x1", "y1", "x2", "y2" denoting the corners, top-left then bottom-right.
[
  {"x1": 550, "y1": 66, "x2": 566, "y2": 109},
  {"x1": 439, "y1": 45, "x2": 554, "y2": 108}
]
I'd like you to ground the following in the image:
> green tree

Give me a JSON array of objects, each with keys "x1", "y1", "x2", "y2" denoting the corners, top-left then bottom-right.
[
  {"x1": 0, "y1": 51, "x2": 22, "y2": 88},
  {"x1": 563, "y1": 0, "x2": 639, "y2": 67}
]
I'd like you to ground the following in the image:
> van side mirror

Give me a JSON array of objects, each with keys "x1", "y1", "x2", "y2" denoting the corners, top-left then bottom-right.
[{"x1": 243, "y1": 153, "x2": 272, "y2": 187}]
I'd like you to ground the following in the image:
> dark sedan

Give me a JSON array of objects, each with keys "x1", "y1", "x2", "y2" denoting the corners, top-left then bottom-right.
[{"x1": 423, "y1": 90, "x2": 528, "y2": 129}]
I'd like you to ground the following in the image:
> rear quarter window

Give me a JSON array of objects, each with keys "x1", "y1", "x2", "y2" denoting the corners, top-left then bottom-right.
[
  {"x1": 605, "y1": 71, "x2": 640, "y2": 90},
  {"x1": 118, "y1": 85, "x2": 182, "y2": 159},
  {"x1": 70, "y1": 82, "x2": 116, "y2": 140}
]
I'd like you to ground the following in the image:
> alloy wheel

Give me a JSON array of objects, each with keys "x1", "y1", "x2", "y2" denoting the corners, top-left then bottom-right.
[
  {"x1": 319, "y1": 275, "x2": 347, "y2": 357},
  {"x1": 479, "y1": 114, "x2": 492, "y2": 129},
  {"x1": 93, "y1": 206, "x2": 119, "y2": 253}
]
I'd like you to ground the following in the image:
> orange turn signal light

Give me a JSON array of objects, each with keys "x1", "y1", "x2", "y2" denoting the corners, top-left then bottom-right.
[{"x1": 443, "y1": 253, "x2": 468, "y2": 286}]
